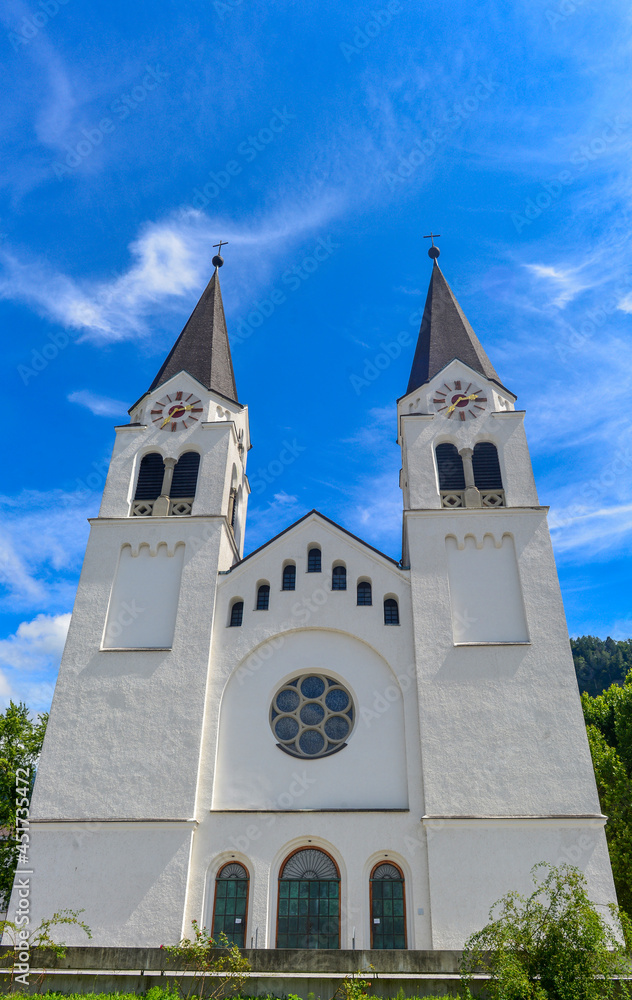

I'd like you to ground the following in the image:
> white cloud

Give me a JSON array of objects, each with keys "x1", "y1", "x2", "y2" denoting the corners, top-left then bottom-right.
[
  {"x1": 68, "y1": 390, "x2": 127, "y2": 418},
  {"x1": 0, "y1": 613, "x2": 70, "y2": 672},
  {"x1": 0, "y1": 612, "x2": 70, "y2": 713},
  {"x1": 550, "y1": 503, "x2": 632, "y2": 562},
  {"x1": 0, "y1": 200, "x2": 345, "y2": 344},
  {"x1": 524, "y1": 264, "x2": 589, "y2": 308},
  {"x1": 0, "y1": 489, "x2": 97, "y2": 611},
  {"x1": 618, "y1": 293, "x2": 632, "y2": 313}
]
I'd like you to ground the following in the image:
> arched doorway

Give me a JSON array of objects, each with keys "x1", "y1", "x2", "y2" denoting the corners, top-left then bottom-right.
[
  {"x1": 370, "y1": 862, "x2": 406, "y2": 949},
  {"x1": 277, "y1": 848, "x2": 340, "y2": 949}
]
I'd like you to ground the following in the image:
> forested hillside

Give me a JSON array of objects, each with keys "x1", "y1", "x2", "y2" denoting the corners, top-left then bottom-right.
[{"x1": 571, "y1": 635, "x2": 632, "y2": 697}]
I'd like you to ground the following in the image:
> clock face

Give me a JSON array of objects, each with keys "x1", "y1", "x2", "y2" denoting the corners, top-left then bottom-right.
[
  {"x1": 432, "y1": 381, "x2": 487, "y2": 421},
  {"x1": 151, "y1": 392, "x2": 203, "y2": 431}
]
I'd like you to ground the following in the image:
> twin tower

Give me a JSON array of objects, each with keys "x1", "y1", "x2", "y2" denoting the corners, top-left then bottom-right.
[{"x1": 20, "y1": 251, "x2": 616, "y2": 950}]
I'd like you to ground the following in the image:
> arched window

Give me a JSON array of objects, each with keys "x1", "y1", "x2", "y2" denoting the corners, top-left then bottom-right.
[
  {"x1": 436, "y1": 443, "x2": 465, "y2": 491},
  {"x1": 229, "y1": 601, "x2": 244, "y2": 627},
  {"x1": 472, "y1": 442, "x2": 503, "y2": 490},
  {"x1": 332, "y1": 565, "x2": 346, "y2": 591},
  {"x1": 370, "y1": 862, "x2": 406, "y2": 949},
  {"x1": 256, "y1": 584, "x2": 270, "y2": 611},
  {"x1": 171, "y1": 451, "x2": 200, "y2": 498},
  {"x1": 229, "y1": 488, "x2": 238, "y2": 529},
  {"x1": 307, "y1": 548, "x2": 321, "y2": 573},
  {"x1": 282, "y1": 564, "x2": 296, "y2": 591},
  {"x1": 357, "y1": 581, "x2": 372, "y2": 606},
  {"x1": 277, "y1": 849, "x2": 340, "y2": 949},
  {"x1": 384, "y1": 598, "x2": 399, "y2": 625},
  {"x1": 212, "y1": 862, "x2": 249, "y2": 947},
  {"x1": 134, "y1": 453, "x2": 164, "y2": 500}
]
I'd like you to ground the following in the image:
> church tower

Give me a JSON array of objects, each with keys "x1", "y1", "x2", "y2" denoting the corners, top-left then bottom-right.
[
  {"x1": 396, "y1": 243, "x2": 616, "y2": 945},
  {"x1": 19, "y1": 245, "x2": 616, "y2": 953}
]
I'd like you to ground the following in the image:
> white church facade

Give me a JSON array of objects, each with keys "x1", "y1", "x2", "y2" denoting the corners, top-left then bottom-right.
[{"x1": 19, "y1": 246, "x2": 617, "y2": 950}]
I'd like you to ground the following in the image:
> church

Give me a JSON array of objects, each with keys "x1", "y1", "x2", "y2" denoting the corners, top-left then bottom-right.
[{"x1": 19, "y1": 243, "x2": 617, "y2": 951}]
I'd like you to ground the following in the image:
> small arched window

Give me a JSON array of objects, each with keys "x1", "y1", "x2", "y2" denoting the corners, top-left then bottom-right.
[
  {"x1": 212, "y1": 862, "x2": 249, "y2": 948},
  {"x1": 256, "y1": 584, "x2": 270, "y2": 611},
  {"x1": 307, "y1": 548, "x2": 322, "y2": 573},
  {"x1": 370, "y1": 862, "x2": 406, "y2": 949},
  {"x1": 384, "y1": 598, "x2": 399, "y2": 625},
  {"x1": 357, "y1": 581, "x2": 372, "y2": 606},
  {"x1": 171, "y1": 451, "x2": 200, "y2": 498},
  {"x1": 282, "y1": 564, "x2": 296, "y2": 591},
  {"x1": 134, "y1": 453, "x2": 164, "y2": 500},
  {"x1": 229, "y1": 601, "x2": 244, "y2": 627},
  {"x1": 472, "y1": 442, "x2": 503, "y2": 490},
  {"x1": 436, "y1": 443, "x2": 466, "y2": 491},
  {"x1": 332, "y1": 565, "x2": 346, "y2": 591}
]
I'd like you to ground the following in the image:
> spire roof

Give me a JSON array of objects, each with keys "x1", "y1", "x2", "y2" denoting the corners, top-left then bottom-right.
[
  {"x1": 406, "y1": 261, "x2": 503, "y2": 396},
  {"x1": 148, "y1": 267, "x2": 238, "y2": 402}
]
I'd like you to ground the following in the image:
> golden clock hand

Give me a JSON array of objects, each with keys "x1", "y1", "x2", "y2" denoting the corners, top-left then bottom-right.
[
  {"x1": 447, "y1": 392, "x2": 478, "y2": 414},
  {"x1": 160, "y1": 403, "x2": 193, "y2": 427}
]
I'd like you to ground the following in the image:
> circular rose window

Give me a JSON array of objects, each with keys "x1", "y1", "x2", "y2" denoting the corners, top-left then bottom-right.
[{"x1": 270, "y1": 674, "x2": 355, "y2": 759}]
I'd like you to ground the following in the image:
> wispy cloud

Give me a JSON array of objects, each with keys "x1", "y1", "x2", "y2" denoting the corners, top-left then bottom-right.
[
  {"x1": 0, "y1": 200, "x2": 345, "y2": 343},
  {"x1": 0, "y1": 490, "x2": 96, "y2": 611},
  {"x1": 68, "y1": 390, "x2": 127, "y2": 418},
  {"x1": 524, "y1": 263, "x2": 589, "y2": 308}
]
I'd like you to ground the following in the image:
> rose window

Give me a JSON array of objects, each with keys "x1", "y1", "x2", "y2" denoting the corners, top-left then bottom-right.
[{"x1": 270, "y1": 674, "x2": 355, "y2": 759}]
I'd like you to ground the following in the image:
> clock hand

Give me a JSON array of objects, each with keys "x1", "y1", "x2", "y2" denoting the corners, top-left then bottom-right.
[
  {"x1": 446, "y1": 392, "x2": 479, "y2": 414},
  {"x1": 160, "y1": 403, "x2": 193, "y2": 428}
]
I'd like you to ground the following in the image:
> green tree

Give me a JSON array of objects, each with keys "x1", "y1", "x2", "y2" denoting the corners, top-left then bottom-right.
[
  {"x1": 586, "y1": 724, "x2": 632, "y2": 918},
  {"x1": 0, "y1": 702, "x2": 48, "y2": 910},
  {"x1": 571, "y1": 635, "x2": 632, "y2": 697},
  {"x1": 461, "y1": 863, "x2": 632, "y2": 1000}
]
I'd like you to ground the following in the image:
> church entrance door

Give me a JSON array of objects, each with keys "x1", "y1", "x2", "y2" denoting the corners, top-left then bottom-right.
[{"x1": 277, "y1": 848, "x2": 340, "y2": 949}]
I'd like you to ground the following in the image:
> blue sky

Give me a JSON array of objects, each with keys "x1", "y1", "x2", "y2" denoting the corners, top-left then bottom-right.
[{"x1": 1, "y1": 0, "x2": 631, "y2": 713}]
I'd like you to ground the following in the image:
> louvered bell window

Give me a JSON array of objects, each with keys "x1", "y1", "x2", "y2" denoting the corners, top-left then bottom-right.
[
  {"x1": 134, "y1": 453, "x2": 165, "y2": 500},
  {"x1": 171, "y1": 452, "x2": 200, "y2": 498},
  {"x1": 472, "y1": 442, "x2": 502, "y2": 490},
  {"x1": 436, "y1": 443, "x2": 465, "y2": 490}
]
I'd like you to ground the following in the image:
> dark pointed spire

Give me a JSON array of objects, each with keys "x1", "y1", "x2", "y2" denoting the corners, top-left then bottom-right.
[
  {"x1": 149, "y1": 265, "x2": 238, "y2": 402},
  {"x1": 406, "y1": 260, "x2": 502, "y2": 397}
]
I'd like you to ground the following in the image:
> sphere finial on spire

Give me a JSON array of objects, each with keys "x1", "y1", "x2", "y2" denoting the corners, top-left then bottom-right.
[
  {"x1": 423, "y1": 232, "x2": 441, "y2": 260},
  {"x1": 212, "y1": 239, "x2": 228, "y2": 268}
]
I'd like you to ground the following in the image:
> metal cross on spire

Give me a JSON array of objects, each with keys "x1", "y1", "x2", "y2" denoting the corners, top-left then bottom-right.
[
  {"x1": 423, "y1": 232, "x2": 441, "y2": 260},
  {"x1": 212, "y1": 240, "x2": 228, "y2": 268}
]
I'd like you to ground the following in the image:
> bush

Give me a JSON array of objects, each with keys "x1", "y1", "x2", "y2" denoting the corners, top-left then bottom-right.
[{"x1": 460, "y1": 862, "x2": 632, "y2": 999}]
